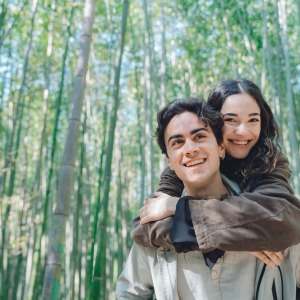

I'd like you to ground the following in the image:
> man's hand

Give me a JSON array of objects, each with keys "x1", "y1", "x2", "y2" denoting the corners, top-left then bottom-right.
[
  {"x1": 140, "y1": 192, "x2": 179, "y2": 224},
  {"x1": 250, "y1": 251, "x2": 284, "y2": 268}
]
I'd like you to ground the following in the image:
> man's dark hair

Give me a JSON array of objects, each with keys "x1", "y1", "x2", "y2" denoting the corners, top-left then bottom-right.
[{"x1": 155, "y1": 98, "x2": 223, "y2": 157}]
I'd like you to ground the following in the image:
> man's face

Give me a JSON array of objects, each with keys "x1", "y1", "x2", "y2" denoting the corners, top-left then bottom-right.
[{"x1": 164, "y1": 111, "x2": 225, "y2": 194}]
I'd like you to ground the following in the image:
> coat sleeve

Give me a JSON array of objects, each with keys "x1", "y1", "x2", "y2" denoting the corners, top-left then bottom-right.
[
  {"x1": 190, "y1": 158, "x2": 300, "y2": 251},
  {"x1": 130, "y1": 166, "x2": 181, "y2": 249},
  {"x1": 132, "y1": 157, "x2": 300, "y2": 252},
  {"x1": 131, "y1": 216, "x2": 174, "y2": 249},
  {"x1": 116, "y1": 243, "x2": 155, "y2": 299}
]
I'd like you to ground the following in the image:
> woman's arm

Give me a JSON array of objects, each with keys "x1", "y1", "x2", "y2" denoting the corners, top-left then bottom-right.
[
  {"x1": 132, "y1": 162, "x2": 300, "y2": 251},
  {"x1": 189, "y1": 161, "x2": 300, "y2": 251}
]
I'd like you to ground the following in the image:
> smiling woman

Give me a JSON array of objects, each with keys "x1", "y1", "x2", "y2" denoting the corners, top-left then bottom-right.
[
  {"x1": 207, "y1": 78, "x2": 280, "y2": 186},
  {"x1": 221, "y1": 93, "x2": 261, "y2": 159}
]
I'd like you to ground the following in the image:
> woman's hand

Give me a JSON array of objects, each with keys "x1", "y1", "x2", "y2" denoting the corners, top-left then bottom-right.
[
  {"x1": 140, "y1": 192, "x2": 179, "y2": 224},
  {"x1": 250, "y1": 251, "x2": 284, "y2": 268}
]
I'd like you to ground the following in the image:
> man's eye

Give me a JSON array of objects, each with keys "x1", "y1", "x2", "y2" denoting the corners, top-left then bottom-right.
[
  {"x1": 172, "y1": 140, "x2": 183, "y2": 146},
  {"x1": 195, "y1": 134, "x2": 205, "y2": 140}
]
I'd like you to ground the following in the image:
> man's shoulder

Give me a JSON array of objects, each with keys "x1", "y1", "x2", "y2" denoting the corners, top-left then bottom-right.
[{"x1": 221, "y1": 174, "x2": 241, "y2": 195}]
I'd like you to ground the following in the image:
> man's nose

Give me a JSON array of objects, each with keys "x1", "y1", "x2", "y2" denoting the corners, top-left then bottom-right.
[{"x1": 183, "y1": 140, "x2": 199, "y2": 155}]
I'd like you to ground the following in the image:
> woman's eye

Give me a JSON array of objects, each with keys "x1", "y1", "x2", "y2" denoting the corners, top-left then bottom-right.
[
  {"x1": 249, "y1": 118, "x2": 260, "y2": 123},
  {"x1": 223, "y1": 118, "x2": 236, "y2": 122}
]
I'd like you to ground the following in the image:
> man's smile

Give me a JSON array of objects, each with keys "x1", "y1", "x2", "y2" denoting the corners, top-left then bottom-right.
[{"x1": 184, "y1": 158, "x2": 206, "y2": 167}]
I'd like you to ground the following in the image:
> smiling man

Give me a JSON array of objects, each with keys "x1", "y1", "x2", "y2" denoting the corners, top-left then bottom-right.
[
  {"x1": 116, "y1": 98, "x2": 259, "y2": 300},
  {"x1": 156, "y1": 101, "x2": 227, "y2": 201}
]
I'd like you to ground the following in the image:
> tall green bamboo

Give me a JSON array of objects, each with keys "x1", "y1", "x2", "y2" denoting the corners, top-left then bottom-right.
[
  {"x1": 219, "y1": 0, "x2": 238, "y2": 78},
  {"x1": 42, "y1": 0, "x2": 96, "y2": 298},
  {"x1": 70, "y1": 106, "x2": 87, "y2": 300},
  {"x1": 23, "y1": 1, "x2": 55, "y2": 297},
  {"x1": 278, "y1": 0, "x2": 300, "y2": 194},
  {"x1": 28, "y1": 7, "x2": 75, "y2": 299},
  {"x1": 92, "y1": 1, "x2": 129, "y2": 299},
  {"x1": 142, "y1": 0, "x2": 156, "y2": 196},
  {"x1": 0, "y1": 0, "x2": 38, "y2": 297}
]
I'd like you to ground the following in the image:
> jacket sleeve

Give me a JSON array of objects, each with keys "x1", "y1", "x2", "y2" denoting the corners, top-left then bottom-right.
[
  {"x1": 131, "y1": 216, "x2": 174, "y2": 249},
  {"x1": 190, "y1": 159, "x2": 300, "y2": 251},
  {"x1": 130, "y1": 166, "x2": 182, "y2": 249},
  {"x1": 132, "y1": 157, "x2": 300, "y2": 251},
  {"x1": 116, "y1": 243, "x2": 154, "y2": 299}
]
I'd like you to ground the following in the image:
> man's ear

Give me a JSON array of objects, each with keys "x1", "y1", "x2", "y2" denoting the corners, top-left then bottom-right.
[{"x1": 219, "y1": 143, "x2": 225, "y2": 160}]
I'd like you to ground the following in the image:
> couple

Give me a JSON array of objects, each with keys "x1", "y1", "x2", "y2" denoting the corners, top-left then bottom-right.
[{"x1": 116, "y1": 79, "x2": 300, "y2": 299}]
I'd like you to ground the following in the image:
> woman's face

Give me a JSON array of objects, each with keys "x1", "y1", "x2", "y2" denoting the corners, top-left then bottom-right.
[{"x1": 220, "y1": 93, "x2": 261, "y2": 159}]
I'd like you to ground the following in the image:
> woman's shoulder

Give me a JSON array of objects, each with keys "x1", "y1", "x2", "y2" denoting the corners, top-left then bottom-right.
[{"x1": 268, "y1": 152, "x2": 291, "y2": 181}]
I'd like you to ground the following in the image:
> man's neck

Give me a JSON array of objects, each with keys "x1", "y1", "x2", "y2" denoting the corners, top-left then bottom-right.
[{"x1": 185, "y1": 176, "x2": 229, "y2": 200}]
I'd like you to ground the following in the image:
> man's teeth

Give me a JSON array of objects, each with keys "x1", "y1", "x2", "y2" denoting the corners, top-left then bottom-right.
[
  {"x1": 232, "y1": 140, "x2": 248, "y2": 145},
  {"x1": 186, "y1": 159, "x2": 205, "y2": 167}
]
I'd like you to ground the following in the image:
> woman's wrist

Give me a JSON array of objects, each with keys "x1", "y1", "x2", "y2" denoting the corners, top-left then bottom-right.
[{"x1": 168, "y1": 197, "x2": 179, "y2": 215}]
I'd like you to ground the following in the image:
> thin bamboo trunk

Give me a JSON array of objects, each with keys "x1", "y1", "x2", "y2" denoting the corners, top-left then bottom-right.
[
  {"x1": 143, "y1": 0, "x2": 155, "y2": 195},
  {"x1": 0, "y1": 1, "x2": 38, "y2": 297},
  {"x1": 278, "y1": 0, "x2": 300, "y2": 194},
  {"x1": 262, "y1": 0, "x2": 283, "y2": 142},
  {"x1": 86, "y1": 100, "x2": 108, "y2": 297},
  {"x1": 71, "y1": 107, "x2": 87, "y2": 300},
  {"x1": 24, "y1": 1, "x2": 55, "y2": 297},
  {"x1": 29, "y1": 7, "x2": 75, "y2": 299},
  {"x1": 42, "y1": 0, "x2": 96, "y2": 298},
  {"x1": 91, "y1": 1, "x2": 129, "y2": 299},
  {"x1": 219, "y1": 0, "x2": 238, "y2": 78},
  {"x1": 274, "y1": 0, "x2": 284, "y2": 139}
]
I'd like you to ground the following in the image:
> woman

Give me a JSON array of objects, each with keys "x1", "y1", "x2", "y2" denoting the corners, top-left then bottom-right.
[{"x1": 132, "y1": 78, "x2": 300, "y2": 261}]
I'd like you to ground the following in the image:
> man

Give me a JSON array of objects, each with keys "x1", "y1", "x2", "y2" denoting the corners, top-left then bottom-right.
[{"x1": 116, "y1": 98, "x2": 259, "y2": 299}]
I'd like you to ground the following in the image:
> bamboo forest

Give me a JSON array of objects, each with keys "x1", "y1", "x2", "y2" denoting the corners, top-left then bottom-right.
[{"x1": 0, "y1": 0, "x2": 300, "y2": 299}]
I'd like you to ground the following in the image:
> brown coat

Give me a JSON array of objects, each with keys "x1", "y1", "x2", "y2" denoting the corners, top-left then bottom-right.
[{"x1": 131, "y1": 156, "x2": 300, "y2": 251}]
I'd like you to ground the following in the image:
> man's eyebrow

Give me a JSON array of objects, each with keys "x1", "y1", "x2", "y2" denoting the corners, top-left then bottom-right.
[
  {"x1": 167, "y1": 134, "x2": 183, "y2": 145},
  {"x1": 167, "y1": 127, "x2": 208, "y2": 145},
  {"x1": 191, "y1": 127, "x2": 208, "y2": 135}
]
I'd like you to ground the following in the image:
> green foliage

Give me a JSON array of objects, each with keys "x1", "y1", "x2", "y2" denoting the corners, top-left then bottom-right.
[{"x1": 0, "y1": 0, "x2": 299, "y2": 299}]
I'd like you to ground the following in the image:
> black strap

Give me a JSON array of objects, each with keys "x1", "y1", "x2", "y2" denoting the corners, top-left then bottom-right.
[
  {"x1": 256, "y1": 263, "x2": 267, "y2": 299},
  {"x1": 278, "y1": 266, "x2": 284, "y2": 300},
  {"x1": 255, "y1": 264, "x2": 284, "y2": 300},
  {"x1": 272, "y1": 280, "x2": 278, "y2": 300}
]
